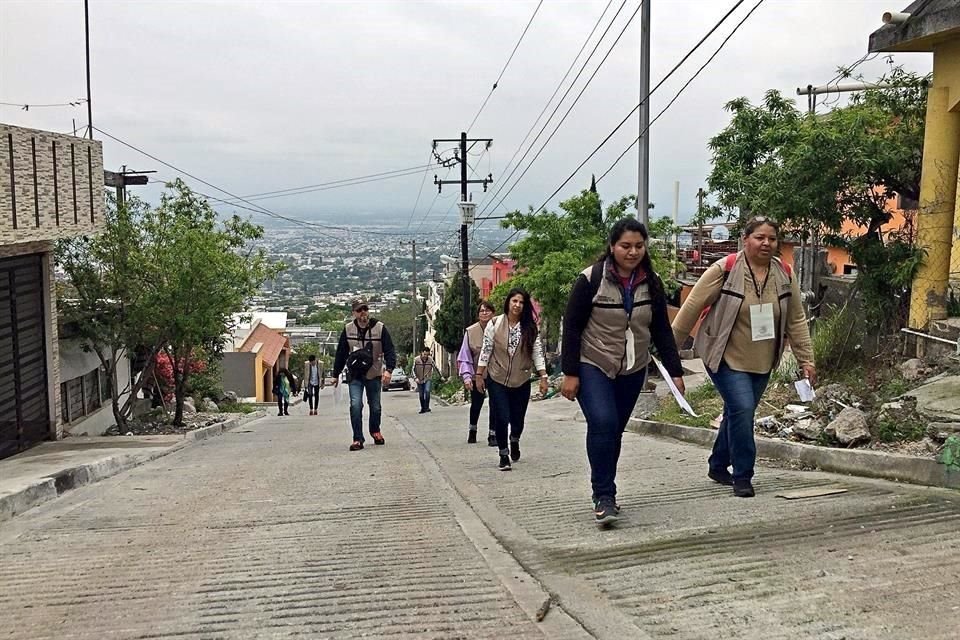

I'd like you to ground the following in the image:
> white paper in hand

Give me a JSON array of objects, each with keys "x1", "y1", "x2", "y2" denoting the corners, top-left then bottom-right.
[
  {"x1": 794, "y1": 378, "x2": 816, "y2": 402},
  {"x1": 651, "y1": 356, "x2": 698, "y2": 417},
  {"x1": 334, "y1": 382, "x2": 345, "y2": 406}
]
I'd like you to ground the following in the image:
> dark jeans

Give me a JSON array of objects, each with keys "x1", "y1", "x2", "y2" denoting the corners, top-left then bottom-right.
[
  {"x1": 348, "y1": 376, "x2": 382, "y2": 443},
  {"x1": 418, "y1": 379, "x2": 432, "y2": 411},
  {"x1": 576, "y1": 363, "x2": 646, "y2": 501},
  {"x1": 468, "y1": 387, "x2": 488, "y2": 432},
  {"x1": 486, "y1": 377, "x2": 530, "y2": 454},
  {"x1": 306, "y1": 384, "x2": 320, "y2": 410},
  {"x1": 706, "y1": 361, "x2": 771, "y2": 481},
  {"x1": 276, "y1": 394, "x2": 289, "y2": 415}
]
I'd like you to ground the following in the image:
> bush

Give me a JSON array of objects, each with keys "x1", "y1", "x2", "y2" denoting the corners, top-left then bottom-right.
[{"x1": 810, "y1": 303, "x2": 863, "y2": 377}]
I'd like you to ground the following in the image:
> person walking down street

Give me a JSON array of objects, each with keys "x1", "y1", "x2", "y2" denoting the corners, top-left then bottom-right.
[
  {"x1": 672, "y1": 216, "x2": 815, "y2": 498},
  {"x1": 457, "y1": 300, "x2": 496, "y2": 444},
  {"x1": 413, "y1": 348, "x2": 438, "y2": 414},
  {"x1": 560, "y1": 219, "x2": 686, "y2": 527},
  {"x1": 302, "y1": 354, "x2": 325, "y2": 416},
  {"x1": 273, "y1": 367, "x2": 296, "y2": 417},
  {"x1": 475, "y1": 288, "x2": 548, "y2": 471},
  {"x1": 332, "y1": 299, "x2": 397, "y2": 451}
]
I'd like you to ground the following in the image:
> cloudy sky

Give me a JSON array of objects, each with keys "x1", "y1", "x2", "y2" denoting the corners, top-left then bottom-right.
[{"x1": 1, "y1": 0, "x2": 931, "y2": 239}]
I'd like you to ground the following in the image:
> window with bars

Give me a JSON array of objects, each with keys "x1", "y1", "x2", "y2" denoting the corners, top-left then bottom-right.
[{"x1": 61, "y1": 367, "x2": 105, "y2": 425}]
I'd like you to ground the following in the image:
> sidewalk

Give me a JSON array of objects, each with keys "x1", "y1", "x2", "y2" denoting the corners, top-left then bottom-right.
[
  {"x1": 399, "y1": 393, "x2": 960, "y2": 640},
  {"x1": 0, "y1": 410, "x2": 265, "y2": 523}
]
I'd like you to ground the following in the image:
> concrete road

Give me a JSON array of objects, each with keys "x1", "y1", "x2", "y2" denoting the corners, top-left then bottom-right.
[{"x1": 1, "y1": 386, "x2": 958, "y2": 639}]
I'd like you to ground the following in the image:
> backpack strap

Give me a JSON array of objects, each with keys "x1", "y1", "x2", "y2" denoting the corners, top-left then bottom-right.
[
  {"x1": 585, "y1": 261, "x2": 605, "y2": 301},
  {"x1": 698, "y1": 253, "x2": 739, "y2": 324}
]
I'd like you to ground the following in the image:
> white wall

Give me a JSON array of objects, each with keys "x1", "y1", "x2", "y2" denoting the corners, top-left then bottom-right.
[{"x1": 59, "y1": 340, "x2": 131, "y2": 436}]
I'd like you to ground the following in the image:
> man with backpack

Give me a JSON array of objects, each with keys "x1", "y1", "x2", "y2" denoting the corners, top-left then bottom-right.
[{"x1": 332, "y1": 299, "x2": 397, "y2": 451}]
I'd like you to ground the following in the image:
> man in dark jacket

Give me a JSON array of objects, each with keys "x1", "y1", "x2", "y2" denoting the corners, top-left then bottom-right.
[{"x1": 332, "y1": 299, "x2": 397, "y2": 451}]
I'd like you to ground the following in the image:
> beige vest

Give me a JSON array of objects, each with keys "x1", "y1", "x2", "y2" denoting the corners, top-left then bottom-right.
[
  {"x1": 579, "y1": 263, "x2": 654, "y2": 379},
  {"x1": 466, "y1": 322, "x2": 485, "y2": 369},
  {"x1": 413, "y1": 356, "x2": 436, "y2": 381},
  {"x1": 344, "y1": 320, "x2": 385, "y2": 380},
  {"x1": 694, "y1": 253, "x2": 793, "y2": 373},
  {"x1": 485, "y1": 315, "x2": 534, "y2": 388}
]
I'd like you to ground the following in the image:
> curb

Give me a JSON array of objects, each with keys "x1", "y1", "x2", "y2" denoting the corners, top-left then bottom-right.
[
  {"x1": 0, "y1": 410, "x2": 267, "y2": 524},
  {"x1": 627, "y1": 418, "x2": 960, "y2": 490}
]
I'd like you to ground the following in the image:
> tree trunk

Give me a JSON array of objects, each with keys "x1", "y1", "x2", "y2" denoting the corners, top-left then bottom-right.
[{"x1": 171, "y1": 351, "x2": 192, "y2": 427}]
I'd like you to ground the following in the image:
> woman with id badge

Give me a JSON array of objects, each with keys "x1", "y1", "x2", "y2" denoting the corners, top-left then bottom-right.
[{"x1": 672, "y1": 217, "x2": 815, "y2": 498}]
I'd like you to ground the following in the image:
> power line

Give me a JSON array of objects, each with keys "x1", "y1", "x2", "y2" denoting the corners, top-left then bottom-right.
[
  {"x1": 521, "y1": 0, "x2": 750, "y2": 221},
  {"x1": 474, "y1": 0, "x2": 632, "y2": 224},
  {"x1": 0, "y1": 98, "x2": 87, "y2": 110},
  {"x1": 474, "y1": 0, "x2": 642, "y2": 227},
  {"x1": 219, "y1": 163, "x2": 441, "y2": 203},
  {"x1": 598, "y1": 0, "x2": 766, "y2": 183},
  {"x1": 405, "y1": 151, "x2": 436, "y2": 231},
  {"x1": 218, "y1": 167, "x2": 436, "y2": 204},
  {"x1": 473, "y1": 0, "x2": 615, "y2": 217},
  {"x1": 472, "y1": 0, "x2": 753, "y2": 265},
  {"x1": 99, "y1": 127, "x2": 446, "y2": 238},
  {"x1": 466, "y1": 0, "x2": 544, "y2": 133}
]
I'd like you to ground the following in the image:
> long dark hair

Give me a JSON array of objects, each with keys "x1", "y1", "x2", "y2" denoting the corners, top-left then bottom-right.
[
  {"x1": 603, "y1": 218, "x2": 664, "y2": 299},
  {"x1": 501, "y1": 287, "x2": 538, "y2": 356}
]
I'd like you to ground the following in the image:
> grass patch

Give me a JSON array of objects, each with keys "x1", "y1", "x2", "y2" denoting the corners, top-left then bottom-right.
[
  {"x1": 650, "y1": 381, "x2": 723, "y2": 428},
  {"x1": 874, "y1": 416, "x2": 926, "y2": 443},
  {"x1": 218, "y1": 401, "x2": 256, "y2": 414}
]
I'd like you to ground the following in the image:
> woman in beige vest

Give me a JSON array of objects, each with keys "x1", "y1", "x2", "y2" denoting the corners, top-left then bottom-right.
[
  {"x1": 457, "y1": 300, "x2": 496, "y2": 444},
  {"x1": 673, "y1": 217, "x2": 815, "y2": 498},
  {"x1": 476, "y1": 288, "x2": 549, "y2": 471}
]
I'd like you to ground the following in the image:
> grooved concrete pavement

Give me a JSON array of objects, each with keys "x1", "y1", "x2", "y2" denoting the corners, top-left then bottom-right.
[
  {"x1": 402, "y1": 395, "x2": 960, "y2": 640},
  {"x1": 3, "y1": 387, "x2": 959, "y2": 639},
  {"x1": 0, "y1": 388, "x2": 587, "y2": 639}
]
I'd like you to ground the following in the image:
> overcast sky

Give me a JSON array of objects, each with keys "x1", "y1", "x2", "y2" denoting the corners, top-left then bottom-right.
[{"x1": 1, "y1": 0, "x2": 931, "y2": 239}]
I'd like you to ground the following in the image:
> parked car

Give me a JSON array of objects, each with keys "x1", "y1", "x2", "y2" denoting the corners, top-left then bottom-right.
[{"x1": 383, "y1": 367, "x2": 411, "y2": 392}]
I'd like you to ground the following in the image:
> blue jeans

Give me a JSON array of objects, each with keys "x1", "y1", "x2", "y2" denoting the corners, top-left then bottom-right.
[
  {"x1": 576, "y1": 363, "x2": 647, "y2": 501},
  {"x1": 348, "y1": 377, "x2": 382, "y2": 443},
  {"x1": 486, "y1": 377, "x2": 530, "y2": 454},
  {"x1": 706, "y1": 361, "x2": 771, "y2": 481},
  {"x1": 418, "y1": 379, "x2": 432, "y2": 411}
]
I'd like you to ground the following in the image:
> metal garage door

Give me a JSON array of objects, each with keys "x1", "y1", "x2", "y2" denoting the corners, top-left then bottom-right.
[{"x1": 0, "y1": 254, "x2": 50, "y2": 459}]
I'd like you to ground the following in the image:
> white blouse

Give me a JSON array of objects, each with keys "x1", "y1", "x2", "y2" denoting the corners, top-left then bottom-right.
[{"x1": 477, "y1": 316, "x2": 546, "y2": 372}]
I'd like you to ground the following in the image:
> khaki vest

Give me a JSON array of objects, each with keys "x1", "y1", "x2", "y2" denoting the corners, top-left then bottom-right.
[
  {"x1": 466, "y1": 322, "x2": 485, "y2": 369},
  {"x1": 579, "y1": 263, "x2": 654, "y2": 379},
  {"x1": 485, "y1": 314, "x2": 534, "y2": 388},
  {"x1": 413, "y1": 356, "x2": 435, "y2": 381},
  {"x1": 344, "y1": 320, "x2": 385, "y2": 380},
  {"x1": 694, "y1": 253, "x2": 793, "y2": 373}
]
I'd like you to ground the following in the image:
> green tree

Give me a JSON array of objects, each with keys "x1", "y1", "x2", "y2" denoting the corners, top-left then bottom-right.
[
  {"x1": 434, "y1": 272, "x2": 480, "y2": 352},
  {"x1": 707, "y1": 64, "x2": 929, "y2": 329},
  {"x1": 141, "y1": 179, "x2": 283, "y2": 425},
  {"x1": 289, "y1": 341, "x2": 329, "y2": 377},
  {"x1": 375, "y1": 298, "x2": 424, "y2": 357},
  {"x1": 56, "y1": 194, "x2": 161, "y2": 429}
]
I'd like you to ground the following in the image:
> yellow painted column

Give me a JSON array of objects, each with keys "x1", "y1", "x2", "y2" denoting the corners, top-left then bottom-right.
[{"x1": 910, "y1": 41, "x2": 960, "y2": 328}]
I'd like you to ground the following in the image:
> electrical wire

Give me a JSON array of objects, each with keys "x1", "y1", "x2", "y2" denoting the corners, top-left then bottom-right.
[
  {"x1": 470, "y1": 0, "x2": 753, "y2": 267},
  {"x1": 405, "y1": 151, "x2": 436, "y2": 231},
  {"x1": 466, "y1": 0, "x2": 544, "y2": 133},
  {"x1": 99, "y1": 127, "x2": 448, "y2": 238},
  {"x1": 473, "y1": 0, "x2": 615, "y2": 218},
  {"x1": 474, "y1": 0, "x2": 633, "y2": 224},
  {"x1": 0, "y1": 98, "x2": 87, "y2": 110},
  {"x1": 598, "y1": 0, "x2": 767, "y2": 183}
]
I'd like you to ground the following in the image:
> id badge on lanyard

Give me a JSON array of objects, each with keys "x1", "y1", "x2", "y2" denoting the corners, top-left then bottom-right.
[{"x1": 750, "y1": 303, "x2": 775, "y2": 341}]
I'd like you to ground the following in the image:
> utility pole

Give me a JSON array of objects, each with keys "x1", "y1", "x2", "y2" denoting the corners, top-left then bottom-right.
[
  {"x1": 84, "y1": 0, "x2": 93, "y2": 139},
  {"x1": 432, "y1": 132, "x2": 493, "y2": 334},
  {"x1": 696, "y1": 188, "x2": 706, "y2": 268},
  {"x1": 637, "y1": 0, "x2": 651, "y2": 224},
  {"x1": 103, "y1": 167, "x2": 155, "y2": 207},
  {"x1": 411, "y1": 240, "x2": 417, "y2": 353}
]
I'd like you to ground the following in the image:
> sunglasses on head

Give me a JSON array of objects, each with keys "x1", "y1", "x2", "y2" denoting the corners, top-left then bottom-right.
[{"x1": 355, "y1": 306, "x2": 368, "y2": 312}]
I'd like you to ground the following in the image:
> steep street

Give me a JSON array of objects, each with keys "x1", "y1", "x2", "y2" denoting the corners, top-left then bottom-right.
[{"x1": 1, "y1": 388, "x2": 958, "y2": 639}]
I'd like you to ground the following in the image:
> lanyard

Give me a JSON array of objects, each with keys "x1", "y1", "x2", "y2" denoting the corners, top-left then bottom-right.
[{"x1": 745, "y1": 261, "x2": 770, "y2": 299}]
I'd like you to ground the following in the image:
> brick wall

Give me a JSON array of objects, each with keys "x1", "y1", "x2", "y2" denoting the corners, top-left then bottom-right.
[{"x1": 0, "y1": 123, "x2": 105, "y2": 244}]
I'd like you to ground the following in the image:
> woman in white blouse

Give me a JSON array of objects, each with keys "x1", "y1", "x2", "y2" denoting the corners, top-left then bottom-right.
[{"x1": 476, "y1": 287, "x2": 549, "y2": 471}]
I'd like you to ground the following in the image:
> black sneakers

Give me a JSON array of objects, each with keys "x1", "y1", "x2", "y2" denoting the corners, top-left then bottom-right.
[
  {"x1": 498, "y1": 455, "x2": 512, "y2": 471},
  {"x1": 487, "y1": 433, "x2": 497, "y2": 447},
  {"x1": 733, "y1": 479, "x2": 755, "y2": 498},
  {"x1": 708, "y1": 469, "x2": 734, "y2": 486},
  {"x1": 594, "y1": 496, "x2": 619, "y2": 527},
  {"x1": 467, "y1": 430, "x2": 477, "y2": 444},
  {"x1": 510, "y1": 440, "x2": 521, "y2": 462}
]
